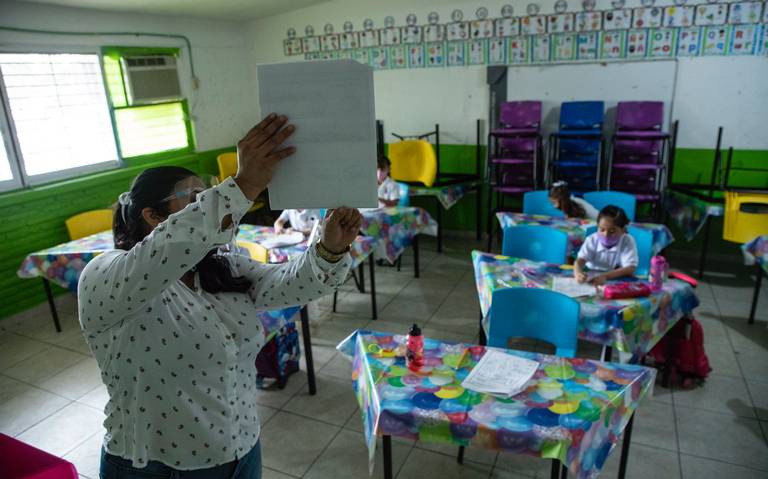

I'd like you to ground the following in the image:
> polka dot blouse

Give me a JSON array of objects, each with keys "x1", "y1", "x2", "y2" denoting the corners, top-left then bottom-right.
[{"x1": 78, "y1": 177, "x2": 351, "y2": 469}]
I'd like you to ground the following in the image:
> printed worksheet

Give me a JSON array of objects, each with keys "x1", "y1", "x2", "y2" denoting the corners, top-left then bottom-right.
[{"x1": 462, "y1": 350, "x2": 540, "y2": 398}]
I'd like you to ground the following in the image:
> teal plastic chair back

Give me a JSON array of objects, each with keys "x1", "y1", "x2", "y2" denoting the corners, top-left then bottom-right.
[
  {"x1": 523, "y1": 190, "x2": 565, "y2": 217},
  {"x1": 488, "y1": 288, "x2": 579, "y2": 358},
  {"x1": 583, "y1": 191, "x2": 637, "y2": 221},
  {"x1": 583, "y1": 225, "x2": 652, "y2": 277},
  {"x1": 502, "y1": 225, "x2": 569, "y2": 264},
  {"x1": 397, "y1": 182, "x2": 410, "y2": 207}
]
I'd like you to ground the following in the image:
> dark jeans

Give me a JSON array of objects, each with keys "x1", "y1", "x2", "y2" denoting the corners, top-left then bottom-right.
[{"x1": 100, "y1": 441, "x2": 261, "y2": 479}]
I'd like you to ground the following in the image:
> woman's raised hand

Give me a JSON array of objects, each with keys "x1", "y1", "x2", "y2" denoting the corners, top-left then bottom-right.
[
  {"x1": 234, "y1": 114, "x2": 296, "y2": 200},
  {"x1": 321, "y1": 208, "x2": 363, "y2": 253}
]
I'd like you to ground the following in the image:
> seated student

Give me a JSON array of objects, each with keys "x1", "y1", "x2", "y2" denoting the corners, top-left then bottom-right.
[
  {"x1": 377, "y1": 155, "x2": 401, "y2": 208},
  {"x1": 274, "y1": 208, "x2": 321, "y2": 235},
  {"x1": 548, "y1": 181, "x2": 598, "y2": 220},
  {"x1": 574, "y1": 205, "x2": 637, "y2": 285}
]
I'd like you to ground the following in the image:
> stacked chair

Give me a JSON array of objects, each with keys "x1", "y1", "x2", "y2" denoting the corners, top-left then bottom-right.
[{"x1": 548, "y1": 101, "x2": 605, "y2": 193}]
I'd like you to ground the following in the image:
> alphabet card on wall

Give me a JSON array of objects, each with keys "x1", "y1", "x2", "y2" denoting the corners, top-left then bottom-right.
[
  {"x1": 677, "y1": 27, "x2": 702, "y2": 56},
  {"x1": 521, "y1": 16, "x2": 547, "y2": 35},
  {"x1": 370, "y1": 47, "x2": 388, "y2": 69},
  {"x1": 531, "y1": 34, "x2": 551, "y2": 62},
  {"x1": 664, "y1": 6, "x2": 695, "y2": 27},
  {"x1": 576, "y1": 12, "x2": 602, "y2": 32},
  {"x1": 408, "y1": 44, "x2": 426, "y2": 67},
  {"x1": 389, "y1": 45, "x2": 406, "y2": 68},
  {"x1": 650, "y1": 28, "x2": 676, "y2": 57},
  {"x1": 447, "y1": 41, "x2": 466, "y2": 65},
  {"x1": 321, "y1": 34, "x2": 339, "y2": 51},
  {"x1": 577, "y1": 32, "x2": 599, "y2": 59},
  {"x1": 604, "y1": 10, "x2": 632, "y2": 30},
  {"x1": 303, "y1": 37, "x2": 320, "y2": 53},
  {"x1": 548, "y1": 14, "x2": 575, "y2": 33},
  {"x1": 360, "y1": 30, "x2": 379, "y2": 47},
  {"x1": 508, "y1": 36, "x2": 529, "y2": 63},
  {"x1": 553, "y1": 33, "x2": 576, "y2": 60},
  {"x1": 351, "y1": 48, "x2": 369, "y2": 64},
  {"x1": 447, "y1": 22, "x2": 469, "y2": 41},
  {"x1": 761, "y1": 26, "x2": 768, "y2": 54},
  {"x1": 426, "y1": 42, "x2": 445, "y2": 66},
  {"x1": 337, "y1": 50, "x2": 352, "y2": 60},
  {"x1": 424, "y1": 24, "x2": 445, "y2": 42},
  {"x1": 284, "y1": 39, "x2": 303, "y2": 56},
  {"x1": 702, "y1": 26, "x2": 729, "y2": 55},
  {"x1": 380, "y1": 28, "x2": 401, "y2": 46},
  {"x1": 471, "y1": 19, "x2": 495, "y2": 38},
  {"x1": 402, "y1": 26, "x2": 422, "y2": 44},
  {"x1": 696, "y1": 4, "x2": 728, "y2": 26},
  {"x1": 728, "y1": 2, "x2": 763, "y2": 24},
  {"x1": 495, "y1": 17, "x2": 520, "y2": 36},
  {"x1": 627, "y1": 29, "x2": 648, "y2": 58},
  {"x1": 469, "y1": 39, "x2": 487, "y2": 64},
  {"x1": 339, "y1": 32, "x2": 359, "y2": 49},
  {"x1": 488, "y1": 38, "x2": 506, "y2": 63},
  {"x1": 319, "y1": 50, "x2": 338, "y2": 60},
  {"x1": 729, "y1": 24, "x2": 758, "y2": 54},
  {"x1": 601, "y1": 30, "x2": 626, "y2": 58},
  {"x1": 632, "y1": 8, "x2": 664, "y2": 29}
]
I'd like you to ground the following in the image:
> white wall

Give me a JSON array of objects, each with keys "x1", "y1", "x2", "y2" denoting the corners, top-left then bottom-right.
[{"x1": 0, "y1": 1, "x2": 255, "y2": 152}]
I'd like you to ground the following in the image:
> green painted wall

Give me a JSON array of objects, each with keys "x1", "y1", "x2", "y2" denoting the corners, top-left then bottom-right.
[
  {"x1": 0, "y1": 148, "x2": 232, "y2": 320},
  {"x1": 672, "y1": 148, "x2": 768, "y2": 188}
]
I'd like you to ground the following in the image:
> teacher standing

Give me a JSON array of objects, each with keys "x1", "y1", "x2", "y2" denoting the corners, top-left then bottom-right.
[{"x1": 78, "y1": 114, "x2": 362, "y2": 479}]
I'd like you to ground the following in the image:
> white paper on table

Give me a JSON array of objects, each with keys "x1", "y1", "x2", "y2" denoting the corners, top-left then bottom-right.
[
  {"x1": 552, "y1": 276, "x2": 597, "y2": 298},
  {"x1": 259, "y1": 232, "x2": 305, "y2": 249},
  {"x1": 257, "y1": 60, "x2": 379, "y2": 209},
  {"x1": 461, "y1": 349, "x2": 539, "y2": 398}
]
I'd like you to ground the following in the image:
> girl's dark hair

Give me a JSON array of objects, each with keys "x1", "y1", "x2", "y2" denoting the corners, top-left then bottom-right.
[
  {"x1": 113, "y1": 166, "x2": 252, "y2": 294},
  {"x1": 377, "y1": 154, "x2": 391, "y2": 169},
  {"x1": 597, "y1": 205, "x2": 630, "y2": 228},
  {"x1": 548, "y1": 183, "x2": 586, "y2": 218}
]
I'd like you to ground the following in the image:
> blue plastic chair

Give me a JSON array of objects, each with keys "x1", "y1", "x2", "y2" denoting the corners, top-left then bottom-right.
[
  {"x1": 488, "y1": 288, "x2": 580, "y2": 357},
  {"x1": 583, "y1": 191, "x2": 637, "y2": 221},
  {"x1": 522, "y1": 190, "x2": 565, "y2": 217},
  {"x1": 502, "y1": 225, "x2": 569, "y2": 264},
  {"x1": 583, "y1": 225, "x2": 653, "y2": 277},
  {"x1": 550, "y1": 101, "x2": 605, "y2": 192},
  {"x1": 396, "y1": 182, "x2": 410, "y2": 207}
]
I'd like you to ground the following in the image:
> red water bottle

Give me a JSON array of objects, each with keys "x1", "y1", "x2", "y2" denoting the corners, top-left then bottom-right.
[
  {"x1": 406, "y1": 324, "x2": 424, "y2": 372},
  {"x1": 650, "y1": 256, "x2": 669, "y2": 291}
]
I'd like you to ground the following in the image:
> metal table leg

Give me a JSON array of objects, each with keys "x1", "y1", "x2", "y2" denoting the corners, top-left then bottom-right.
[
  {"x1": 358, "y1": 263, "x2": 366, "y2": 294},
  {"x1": 436, "y1": 197, "x2": 443, "y2": 253},
  {"x1": 476, "y1": 185, "x2": 482, "y2": 241},
  {"x1": 299, "y1": 306, "x2": 316, "y2": 395},
  {"x1": 617, "y1": 414, "x2": 635, "y2": 479},
  {"x1": 383, "y1": 435, "x2": 393, "y2": 479},
  {"x1": 42, "y1": 278, "x2": 62, "y2": 333},
  {"x1": 413, "y1": 235, "x2": 420, "y2": 278},
  {"x1": 697, "y1": 219, "x2": 712, "y2": 279},
  {"x1": 749, "y1": 264, "x2": 763, "y2": 325},
  {"x1": 369, "y1": 254, "x2": 378, "y2": 320},
  {"x1": 478, "y1": 311, "x2": 487, "y2": 346}
]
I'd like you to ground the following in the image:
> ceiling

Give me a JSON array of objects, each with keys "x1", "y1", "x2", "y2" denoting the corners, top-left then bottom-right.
[{"x1": 12, "y1": 0, "x2": 330, "y2": 21}]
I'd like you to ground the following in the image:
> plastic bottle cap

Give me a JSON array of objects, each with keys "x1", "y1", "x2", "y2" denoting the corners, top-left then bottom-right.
[{"x1": 409, "y1": 323, "x2": 421, "y2": 336}]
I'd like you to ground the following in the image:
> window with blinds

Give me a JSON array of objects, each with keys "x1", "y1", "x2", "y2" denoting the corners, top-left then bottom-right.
[{"x1": 0, "y1": 53, "x2": 119, "y2": 182}]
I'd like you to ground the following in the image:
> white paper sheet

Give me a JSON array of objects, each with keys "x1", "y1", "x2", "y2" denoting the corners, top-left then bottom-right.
[
  {"x1": 257, "y1": 60, "x2": 379, "y2": 209},
  {"x1": 552, "y1": 276, "x2": 598, "y2": 298},
  {"x1": 461, "y1": 349, "x2": 539, "y2": 398},
  {"x1": 259, "y1": 232, "x2": 306, "y2": 249}
]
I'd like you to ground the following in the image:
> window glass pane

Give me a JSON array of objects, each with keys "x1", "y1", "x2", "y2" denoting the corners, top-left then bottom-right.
[
  {"x1": 114, "y1": 102, "x2": 189, "y2": 158},
  {"x1": 0, "y1": 53, "x2": 118, "y2": 177},
  {"x1": 103, "y1": 54, "x2": 127, "y2": 107},
  {"x1": 0, "y1": 129, "x2": 12, "y2": 181}
]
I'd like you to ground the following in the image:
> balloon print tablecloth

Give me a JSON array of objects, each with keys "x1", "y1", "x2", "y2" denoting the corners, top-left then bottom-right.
[
  {"x1": 743, "y1": 235, "x2": 768, "y2": 275},
  {"x1": 360, "y1": 207, "x2": 437, "y2": 263},
  {"x1": 663, "y1": 190, "x2": 724, "y2": 241},
  {"x1": 472, "y1": 251, "x2": 699, "y2": 359},
  {"x1": 236, "y1": 225, "x2": 377, "y2": 268},
  {"x1": 408, "y1": 181, "x2": 479, "y2": 210},
  {"x1": 496, "y1": 212, "x2": 674, "y2": 258},
  {"x1": 337, "y1": 330, "x2": 655, "y2": 479}
]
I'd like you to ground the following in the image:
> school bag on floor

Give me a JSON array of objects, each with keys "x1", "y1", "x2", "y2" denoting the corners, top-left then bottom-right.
[{"x1": 255, "y1": 321, "x2": 301, "y2": 389}]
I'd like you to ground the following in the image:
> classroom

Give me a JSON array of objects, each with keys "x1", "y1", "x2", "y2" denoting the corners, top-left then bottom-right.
[{"x1": 0, "y1": 0, "x2": 767, "y2": 478}]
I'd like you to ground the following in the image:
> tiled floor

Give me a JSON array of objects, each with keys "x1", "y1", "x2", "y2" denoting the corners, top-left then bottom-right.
[{"x1": 1, "y1": 235, "x2": 767, "y2": 479}]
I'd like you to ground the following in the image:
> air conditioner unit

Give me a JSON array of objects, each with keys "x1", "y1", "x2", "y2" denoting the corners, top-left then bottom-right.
[{"x1": 121, "y1": 55, "x2": 182, "y2": 105}]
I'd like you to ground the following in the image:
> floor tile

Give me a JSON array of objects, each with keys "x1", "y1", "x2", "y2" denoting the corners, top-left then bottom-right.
[
  {"x1": 674, "y1": 374, "x2": 755, "y2": 418},
  {"x1": 600, "y1": 443, "x2": 681, "y2": 479},
  {"x1": 398, "y1": 447, "x2": 492, "y2": 479},
  {"x1": 680, "y1": 453, "x2": 768, "y2": 479},
  {"x1": 632, "y1": 400, "x2": 678, "y2": 451},
  {"x1": 64, "y1": 431, "x2": 104, "y2": 479},
  {"x1": 491, "y1": 450, "x2": 553, "y2": 478},
  {"x1": 416, "y1": 442, "x2": 498, "y2": 467},
  {"x1": 724, "y1": 319, "x2": 768, "y2": 355},
  {"x1": 16, "y1": 402, "x2": 105, "y2": 457},
  {"x1": 305, "y1": 429, "x2": 411, "y2": 479},
  {"x1": 745, "y1": 379, "x2": 768, "y2": 421},
  {"x1": 318, "y1": 354, "x2": 353, "y2": 382},
  {"x1": 0, "y1": 334, "x2": 50, "y2": 370},
  {"x1": 702, "y1": 342, "x2": 742, "y2": 378},
  {"x1": 77, "y1": 384, "x2": 109, "y2": 410},
  {"x1": 379, "y1": 299, "x2": 440, "y2": 325},
  {"x1": 2, "y1": 346, "x2": 88, "y2": 384},
  {"x1": 283, "y1": 375, "x2": 358, "y2": 426},
  {"x1": 37, "y1": 357, "x2": 102, "y2": 401},
  {"x1": 736, "y1": 350, "x2": 768, "y2": 382},
  {"x1": 0, "y1": 374, "x2": 33, "y2": 404},
  {"x1": 253, "y1": 370, "x2": 308, "y2": 409},
  {"x1": 259, "y1": 411, "x2": 340, "y2": 477},
  {"x1": 0, "y1": 386, "x2": 70, "y2": 436},
  {"x1": 262, "y1": 467, "x2": 298, "y2": 479},
  {"x1": 676, "y1": 407, "x2": 768, "y2": 471}
]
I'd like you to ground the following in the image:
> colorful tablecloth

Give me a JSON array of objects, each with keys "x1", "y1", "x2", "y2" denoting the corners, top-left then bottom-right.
[
  {"x1": 236, "y1": 225, "x2": 377, "y2": 268},
  {"x1": 408, "y1": 181, "x2": 479, "y2": 210},
  {"x1": 663, "y1": 190, "x2": 724, "y2": 242},
  {"x1": 742, "y1": 235, "x2": 768, "y2": 275},
  {"x1": 337, "y1": 330, "x2": 655, "y2": 479},
  {"x1": 496, "y1": 212, "x2": 675, "y2": 258},
  {"x1": 472, "y1": 251, "x2": 699, "y2": 358},
  {"x1": 360, "y1": 207, "x2": 438, "y2": 263}
]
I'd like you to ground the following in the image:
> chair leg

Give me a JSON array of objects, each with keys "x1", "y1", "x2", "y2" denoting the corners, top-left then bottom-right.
[
  {"x1": 749, "y1": 264, "x2": 763, "y2": 325},
  {"x1": 457, "y1": 445, "x2": 465, "y2": 464},
  {"x1": 332, "y1": 291, "x2": 338, "y2": 313},
  {"x1": 396, "y1": 255, "x2": 402, "y2": 271}
]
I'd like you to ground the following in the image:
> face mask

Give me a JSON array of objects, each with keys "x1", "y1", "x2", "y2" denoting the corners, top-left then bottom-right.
[
  {"x1": 599, "y1": 233, "x2": 622, "y2": 248},
  {"x1": 377, "y1": 170, "x2": 388, "y2": 183}
]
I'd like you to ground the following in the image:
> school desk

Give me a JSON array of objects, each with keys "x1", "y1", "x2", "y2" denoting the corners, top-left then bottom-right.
[
  {"x1": 496, "y1": 212, "x2": 674, "y2": 258},
  {"x1": 337, "y1": 330, "x2": 656, "y2": 479},
  {"x1": 407, "y1": 181, "x2": 482, "y2": 252},
  {"x1": 742, "y1": 235, "x2": 768, "y2": 324},
  {"x1": 472, "y1": 251, "x2": 699, "y2": 362},
  {"x1": 360, "y1": 206, "x2": 438, "y2": 277}
]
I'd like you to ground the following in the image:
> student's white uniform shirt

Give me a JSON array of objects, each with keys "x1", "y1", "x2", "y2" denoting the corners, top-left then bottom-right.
[
  {"x1": 577, "y1": 233, "x2": 638, "y2": 271},
  {"x1": 78, "y1": 177, "x2": 351, "y2": 469},
  {"x1": 572, "y1": 197, "x2": 599, "y2": 220},
  {"x1": 277, "y1": 209, "x2": 321, "y2": 232},
  {"x1": 377, "y1": 177, "x2": 400, "y2": 207}
]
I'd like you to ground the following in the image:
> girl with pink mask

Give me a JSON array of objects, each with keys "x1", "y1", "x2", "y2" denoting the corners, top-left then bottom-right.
[{"x1": 574, "y1": 205, "x2": 638, "y2": 285}]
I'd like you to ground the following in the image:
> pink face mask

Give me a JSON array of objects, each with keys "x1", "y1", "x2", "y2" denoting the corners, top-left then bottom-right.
[
  {"x1": 599, "y1": 233, "x2": 622, "y2": 248},
  {"x1": 377, "y1": 169, "x2": 388, "y2": 183}
]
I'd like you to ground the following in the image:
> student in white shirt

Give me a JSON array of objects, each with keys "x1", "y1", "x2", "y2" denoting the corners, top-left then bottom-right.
[
  {"x1": 81, "y1": 114, "x2": 362, "y2": 479},
  {"x1": 574, "y1": 205, "x2": 638, "y2": 285},
  {"x1": 548, "y1": 181, "x2": 599, "y2": 220},
  {"x1": 273, "y1": 208, "x2": 321, "y2": 235},
  {"x1": 377, "y1": 155, "x2": 401, "y2": 208}
]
